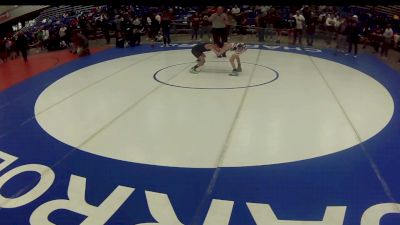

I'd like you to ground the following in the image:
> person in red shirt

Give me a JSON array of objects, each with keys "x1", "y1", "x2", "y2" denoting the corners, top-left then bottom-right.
[
  {"x1": 190, "y1": 11, "x2": 201, "y2": 40},
  {"x1": 208, "y1": 6, "x2": 216, "y2": 14}
]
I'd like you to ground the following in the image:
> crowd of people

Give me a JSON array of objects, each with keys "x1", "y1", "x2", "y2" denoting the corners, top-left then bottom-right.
[{"x1": 1, "y1": 5, "x2": 400, "y2": 63}]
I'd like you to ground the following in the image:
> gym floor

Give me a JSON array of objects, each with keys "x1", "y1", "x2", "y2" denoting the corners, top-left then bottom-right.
[{"x1": 0, "y1": 41, "x2": 399, "y2": 224}]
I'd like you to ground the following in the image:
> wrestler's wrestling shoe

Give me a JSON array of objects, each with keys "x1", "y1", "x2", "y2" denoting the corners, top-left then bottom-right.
[
  {"x1": 229, "y1": 69, "x2": 239, "y2": 76},
  {"x1": 190, "y1": 67, "x2": 200, "y2": 74}
]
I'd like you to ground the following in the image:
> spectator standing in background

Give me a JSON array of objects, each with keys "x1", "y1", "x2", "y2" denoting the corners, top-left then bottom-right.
[
  {"x1": 231, "y1": 5, "x2": 240, "y2": 17},
  {"x1": 256, "y1": 11, "x2": 267, "y2": 42},
  {"x1": 273, "y1": 9, "x2": 283, "y2": 43},
  {"x1": 293, "y1": 10, "x2": 305, "y2": 45},
  {"x1": 9, "y1": 37, "x2": 18, "y2": 60},
  {"x1": 152, "y1": 12, "x2": 161, "y2": 40},
  {"x1": 370, "y1": 25, "x2": 383, "y2": 54},
  {"x1": 16, "y1": 32, "x2": 29, "y2": 62},
  {"x1": 115, "y1": 15, "x2": 123, "y2": 33},
  {"x1": 361, "y1": 24, "x2": 372, "y2": 50},
  {"x1": 36, "y1": 29, "x2": 44, "y2": 52},
  {"x1": 325, "y1": 13, "x2": 336, "y2": 45},
  {"x1": 231, "y1": 5, "x2": 240, "y2": 32},
  {"x1": 0, "y1": 38, "x2": 7, "y2": 63},
  {"x1": 42, "y1": 29, "x2": 49, "y2": 49},
  {"x1": 190, "y1": 11, "x2": 201, "y2": 41},
  {"x1": 265, "y1": 8, "x2": 275, "y2": 41},
  {"x1": 59, "y1": 25, "x2": 68, "y2": 47},
  {"x1": 115, "y1": 31, "x2": 125, "y2": 48},
  {"x1": 100, "y1": 13, "x2": 110, "y2": 44},
  {"x1": 302, "y1": 6, "x2": 311, "y2": 23},
  {"x1": 200, "y1": 14, "x2": 212, "y2": 42},
  {"x1": 335, "y1": 17, "x2": 348, "y2": 53},
  {"x1": 79, "y1": 16, "x2": 89, "y2": 37},
  {"x1": 286, "y1": 13, "x2": 296, "y2": 44},
  {"x1": 226, "y1": 11, "x2": 236, "y2": 38},
  {"x1": 132, "y1": 17, "x2": 143, "y2": 46},
  {"x1": 381, "y1": 23, "x2": 393, "y2": 59},
  {"x1": 161, "y1": 11, "x2": 172, "y2": 47},
  {"x1": 346, "y1": 15, "x2": 361, "y2": 58},
  {"x1": 237, "y1": 12, "x2": 248, "y2": 40},
  {"x1": 209, "y1": 6, "x2": 228, "y2": 57},
  {"x1": 145, "y1": 15, "x2": 153, "y2": 40},
  {"x1": 306, "y1": 12, "x2": 317, "y2": 46},
  {"x1": 74, "y1": 31, "x2": 90, "y2": 56},
  {"x1": 155, "y1": 13, "x2": 161, "y2": 25}
]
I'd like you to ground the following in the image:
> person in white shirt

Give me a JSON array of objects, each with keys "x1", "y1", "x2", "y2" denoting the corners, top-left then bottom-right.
[
  {"x1": 43, "y1": 29, "x2": 49, "y2": 40},
  {"x1": 42, "y1": 29, "x2": 50, "y2": 49},
  {"x1": 325, "y1": 13, "x2": 336, "y2": 45},
  {"x1": 381, "y1": 24, "x2": 393, "y2": 58},
  {"x1": 260, "y1": 5, "x2": 270, "y2": 13},
  {"x1": 293, "y1": 10, "x2": 305, "y2": 45},
  {"x1": 59, "y1": 26, "x2": 67, "y2": 38},
  {"x1": 59, "y1": 25, "x2": 68, "y2": 47},
  {"x1": 146, "y1": 16, "x2": 152, "y2": 26},
  {"x1": 231, "y1": 5, "x2": 240, "y2": 15},
  {"x1": 209, "y1": 6, "x2": 228, "y2": 57},
  {"x1": 155, "y1": 14, "x2": 161, "y2": 24}
]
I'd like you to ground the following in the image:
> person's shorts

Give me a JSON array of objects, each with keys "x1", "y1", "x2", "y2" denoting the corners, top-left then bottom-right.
[{"x1": 191, "y1": 48, "x2": 204, "y2": 58}]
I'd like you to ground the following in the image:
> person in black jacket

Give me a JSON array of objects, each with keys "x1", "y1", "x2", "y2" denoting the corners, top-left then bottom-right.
[
  {"x1": 256, "y1": 11, "x2": 267, "y2": 42},
  {"x1": 100, "y1": 13, "x2": 110, "y2": 44},
  {"x1": 132, "y1": 17, "x2": 144, "y2": 46},
  {"x1": 161, "y1": 11, "x2": 172, "y2": 47},
  {"x1": 346, "y1": 15, "x2": 361, "y2": 58},
  {"x1": 16, "y1": 32, "x2": 29, "y2": 62},
  {"x1": 306, "y1": 12, "x2": 317, "y2": 46}
]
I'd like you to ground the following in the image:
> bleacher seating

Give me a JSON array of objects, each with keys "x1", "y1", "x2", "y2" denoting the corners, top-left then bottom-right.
[
  {"x1": 350, "y1": 5, "x2": 400, "y2": 18},
  {"x1": 35, "y1": 5, "x2": 95, "y2": 24}
]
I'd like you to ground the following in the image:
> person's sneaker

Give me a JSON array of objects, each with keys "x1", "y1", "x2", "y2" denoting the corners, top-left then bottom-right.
[
  {"x1": 222, "y1": 53, "x2": 226, "y2": 57},
  {"x1": 229, "y1": 69, "x2": 239, "y2": 76},
  {"x1": 190, "y1": 67, "x2": 200, "y2": 74},
  {"x1": 353, "y1": 55, "x2": 357, "y2": 58}
]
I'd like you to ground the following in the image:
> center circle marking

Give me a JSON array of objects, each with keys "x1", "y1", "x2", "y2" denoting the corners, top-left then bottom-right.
[{"x1": 153, "y1": 61, "x2": 279, "y2": 89}]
